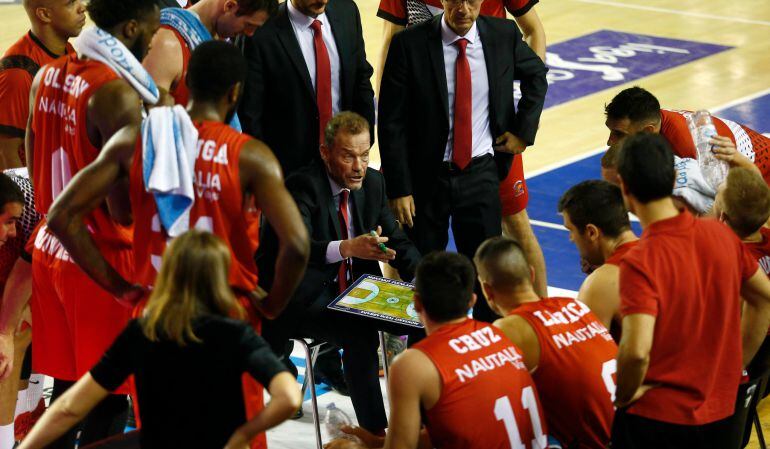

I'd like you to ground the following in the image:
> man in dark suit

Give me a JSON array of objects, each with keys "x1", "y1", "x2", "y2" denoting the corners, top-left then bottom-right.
[
  {"x1": 379, "y1": 0, "x2": 548, "y2": 322},
  {"x1": 258, "y1": 112, "x2": 422, "y2": 434},
  {"x1": 239, "y1": 0, "x2": 375, "y2": 175}
]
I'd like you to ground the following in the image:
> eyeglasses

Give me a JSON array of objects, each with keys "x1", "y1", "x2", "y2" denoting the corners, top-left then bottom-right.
[{"x1": 444, "y1": 0, "x2": 483, "y2": 7}]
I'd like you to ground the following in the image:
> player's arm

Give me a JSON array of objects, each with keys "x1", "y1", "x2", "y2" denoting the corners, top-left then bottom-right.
[
  {"x1": 24, "y1": 69, "x2": 45, "y2": 178},
  {"x1": 740, "y1": 268, "x2": 770, "y2": 367},
  {"x1": 383, "y1": 350, "x2": 432, "y2": 449},
  {"x1": 493, "y1": 315, "x2": 540, "y2": 371},
  {"x1": 0, "y1": 258, "x2": 31, "y2": 380},
  {"x1": 0, "y1": 136, "x2": 23, "y2": 171},
  {"x1": 376, "y1": 20, "x2": 404, "y2": 97},
  {"x1": 141, "y1": 28, "x2": 183, "y2": 107},
  {"x1": 240, "y1": 140, "x2": 310, "y2": 319},
  {"x1": 615, "y1": 313, "x2": 655, "y2": 408},
  {"x1": 0, "y1": 68, "x2": 31, "y2": 170},
  {"x1": 46, "y1": 125, "x2": 140, "y2": 302},
  {"x1": 512, "y1": 8, "x2": 546, "y2": 61},
  {"x1": 577, "y1": 266, "x2": 620, "y2": 330}
]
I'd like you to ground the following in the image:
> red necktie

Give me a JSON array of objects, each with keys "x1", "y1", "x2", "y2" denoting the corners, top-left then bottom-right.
[
  {"x1": 338, "y1": 189, "x2": 351, "y2": 293},
  {"x1": 453, "y1": 38, "x2": 472, "y2": 170},
  {"x1": 311, "y1": 20, "x2": 332, "y2": 145}
]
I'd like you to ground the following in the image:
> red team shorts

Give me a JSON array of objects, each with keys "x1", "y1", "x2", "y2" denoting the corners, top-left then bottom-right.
[
  {"x1": 498, "y1": 154, "x2": 529, "y2": 216},
  {"x1": 30, "y1": 225, "x2": 133, "y2": 393}
]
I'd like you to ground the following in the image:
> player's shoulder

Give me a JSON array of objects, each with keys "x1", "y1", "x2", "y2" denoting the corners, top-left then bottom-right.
[
  {"x1": 89, "y1": 78, "x2": 141, "y2": 110},
  {"x1": 477, "y1": 14, "x2": 520, "y2": 34},
  {"x1": 583, "y1": 263, "x2": 619, "y2": 291}
]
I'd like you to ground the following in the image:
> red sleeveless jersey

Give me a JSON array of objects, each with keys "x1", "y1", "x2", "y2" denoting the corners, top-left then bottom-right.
[
  {"x1": 161, "y1": 25, "x2": 191, "y2": 107},
  {"x1": 660, "y1": 109, "x2": 770, "y2": 184},
  {"x1": 745, "y1": 227, "x2": 770, "y2": 275},
  {"x1": 31, "y1": 55, "x2": 131, "y2": 248},
  {"x1": 604, "y1": 240, "x2": 639, "y2": 267},
  {"x1": 130, "y1": 120, "x2": 260, "y2": 292},
  {"x1": 508, "y1": 298, "x2": 617, "y2": 448},
  {"x1": 413, "y1": 319, "x2": 548, "y2": 449}
]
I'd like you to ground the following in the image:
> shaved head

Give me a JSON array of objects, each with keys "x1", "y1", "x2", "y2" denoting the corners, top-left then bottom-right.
[
  {"x1": 23, "y1": 0, "x2": 85, "y2": 40},
  {"x1": 474, "y1": 237, "x2": 532, "y2": 293}
]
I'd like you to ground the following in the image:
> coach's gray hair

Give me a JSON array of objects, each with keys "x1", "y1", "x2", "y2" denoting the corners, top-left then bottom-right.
[{"x1": 323, "y1": 111, "x2": 370, "y2": 149}]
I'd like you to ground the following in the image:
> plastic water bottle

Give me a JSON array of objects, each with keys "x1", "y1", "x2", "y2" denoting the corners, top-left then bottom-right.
[
  {"x1": 324, "y1": 403, "x2": 361, "y2": 442},
  {"x1": 687, "y1": 110, "x2": 728, "y2": 190}
]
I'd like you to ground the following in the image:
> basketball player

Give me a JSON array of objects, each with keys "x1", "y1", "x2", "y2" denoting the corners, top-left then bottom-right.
[
  {"x1": 24, "y1": 0, "x2": 161, "y2": 445},
  {"x1": 558, "y1": 180, "x2": 638, "y2": 339},
  {"x1": 142, "y1": 0, "x2": 277, "y2": 107},
  {"x1": 47, "y1": 40, "x2": 309, "y2": 449},
  {"x1": 375, "y1": 0, "x2": 548, "y2": 297},
  {"x1": 327, "y1": 251, "x2": 548, "y2": 449},
  {"x1": 473, "y1": 236, "x2": 617, "y2": 448},
  {"x1": 0, "y1": 0, "x2": 85, "y2": 170},
  {"x1": 603, "y1": 86, "x2": 770, "y2": 185}
]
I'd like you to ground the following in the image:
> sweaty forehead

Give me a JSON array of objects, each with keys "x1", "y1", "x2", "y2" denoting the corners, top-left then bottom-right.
[{"x1": 1, "y1": 202, "x2": 22, "y2": 218}]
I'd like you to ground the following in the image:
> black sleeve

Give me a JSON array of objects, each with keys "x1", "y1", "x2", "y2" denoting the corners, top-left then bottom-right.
[
  {"x1": 238, "y1": 324, "x2": 288, "y2": 387},
  {"x1": 90, "y1": 320, "x2": 139, "y2": 391},
  {"x1": 286, "y1": 174, "x2": 328, "y2": 265},
  {"x1": 239, "y1": 34, "x2": 265, "y2": 138},
  {"x1": 376, "y1": 174, "x2": 420, "y2": 280},
  {"x1": 510, "y1": 23, "x2": 548, "y2": 145},
  {"x1": 350, "y1": 1, "x2": 376, "y2": 145},
  {"x1": 378, "y1": 31, "x2": 413, "y2": 199}
]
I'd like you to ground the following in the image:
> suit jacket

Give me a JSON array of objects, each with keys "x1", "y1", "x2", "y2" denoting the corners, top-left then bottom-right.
[
  {"x1": 239, "y1": 0, "x2": 375, "y2": 175},
  {"x1": 257, "y1": 163, "x2": 421, "y2": 308},
  {"x1": 378, "y1": 15, "x2": 548, "y2": 199}
]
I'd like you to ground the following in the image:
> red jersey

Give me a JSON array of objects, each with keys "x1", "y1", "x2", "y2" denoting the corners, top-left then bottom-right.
[
  {"x1": 377, "y1": 0, "x2": 537, "y2": 26},
  {"x1": 30, "y1": 55, "x2": 131, "y2": 248},
  {"x1": 130, "y1": 120, "x2": 260, "y2": 292},
  {"x1": 619, "y1": 211, "x2": 758, "y2": 425},
  {"x1": 604, "y1": 240, "x2": 638, "y2": 266},
  {"x1": 509, "y1": 298, "x2": 616, "y2": 449},
  {"x1": 160, "y1": 25, "x2": 191, "y2": 107},
  {"x1": 660, "y1": 109, "x2": 770, "y2": 185},
  {"x1": 0, "y1": 32, "x2": 74, "y2": 162},
  {"x1": 745, "y1": 227, "x2": 770, "y2": 275},
  {"x1": 413, "y1": 319, "x2": 547, "y2": 449}
]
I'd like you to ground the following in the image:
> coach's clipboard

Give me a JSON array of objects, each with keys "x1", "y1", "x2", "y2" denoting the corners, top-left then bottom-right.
[{"x1": 328, "y1": 274, "x2": 424, "y2": 328}]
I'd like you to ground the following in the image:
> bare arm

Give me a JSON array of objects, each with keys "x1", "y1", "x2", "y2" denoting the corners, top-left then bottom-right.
[
  {"x1": 0, "y1": 137, "x2": 23, "y2": 170},
  {"x1": 615, "y1": 313, "x2": 655, "y2": 407},
  {"x1": 240, "y1": 140, "x2": 309, "y2": 319},
  {"x1": 24, "y1": 70, "x2": 45, "y2": 178},
  {"x1": 740, "y1": 268, "x2": 770, "y2": 367},
  {"x1": 17, "y1": 373, "x2": 109, "y2": 449},
  {"x1": 375, "y1": 21, "x2": 404, "y2": 97},
  {"x1": 493, "y1": 314, "x2": 541, "y2": 371},
  {"x1": 513, "y1": 8, "x2": 546, "y2": 61},
  {"x1": 142, "y1": 28, "x2": 183, "y2": 107},
  {"x1": 0, "y1": 258, "x2": 31, "y2": 380},
  {"x1": 577, "y1": 265, "x2": 620, "y2": 330},
  {"x1": 47, "y1": 125, "x2": 140, "y2": 301},
  {"x1": 384, "y1": 350, "x2": 433, "y2": 449},
  {"x1": 224, "y1": 372, "x2": 302, "y2": 449}
]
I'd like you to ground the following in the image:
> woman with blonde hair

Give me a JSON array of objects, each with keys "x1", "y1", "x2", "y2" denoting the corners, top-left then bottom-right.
[{"x1": 19, "y1": 230, "x2": 301, "y2": 449}]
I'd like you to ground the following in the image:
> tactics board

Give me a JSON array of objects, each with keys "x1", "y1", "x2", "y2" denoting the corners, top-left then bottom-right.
[{"x1": 328, "y1": 275, "x2": 423, "y2": 328}]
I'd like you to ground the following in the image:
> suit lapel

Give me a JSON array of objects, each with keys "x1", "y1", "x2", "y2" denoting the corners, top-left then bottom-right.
[
  {"x1": 322, "y1": 166, "x2": 343, "y2": 240},
  {"x1": 477, "y1": 17, "x2": 498, "y2": 119},
  {"x1": 275, "y1": 5, "x2": 315, "y2": 100},
  {"x1": 428, "y1": 16, "x2": 449, "y2": 121}
]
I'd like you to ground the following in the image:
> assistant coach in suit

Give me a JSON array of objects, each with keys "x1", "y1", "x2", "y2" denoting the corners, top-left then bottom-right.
[
  {"x1": 239, "y1": 0, "x2": 375, "y2": 175},
  {"x1": 257, "y1": 112, "x2": 422, "y2": 434},
  {"x1": 379, "y1": 0, "x2": 548, "y2": 322}
]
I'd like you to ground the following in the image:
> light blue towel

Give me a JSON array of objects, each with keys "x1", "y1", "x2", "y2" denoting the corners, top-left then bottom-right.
[
  {"x1": 142, "y1": 106, "x2": 199, "y2": 237},
  {"x1": 161, "y1": 8, "x2": 242, "y2": 131}
]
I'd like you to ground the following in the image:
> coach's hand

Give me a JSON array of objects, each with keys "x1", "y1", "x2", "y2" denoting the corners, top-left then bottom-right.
[
  {"x1": 0, "y1": 332, "x2": 14, "y2": 381},
  {"x1": 389, "y1": 196, "x2": 415, "y2": 228},
  {"x1": 494, "y1": 132, "x2": 527, "y2": 155},
  {"x1": 340, "y1": 226, "x2": 396, "y2": 262}
]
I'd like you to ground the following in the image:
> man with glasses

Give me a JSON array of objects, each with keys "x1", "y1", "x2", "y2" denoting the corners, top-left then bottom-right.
[{"x1": 379, "y1": 0, "x2": 548, "y2": 322}]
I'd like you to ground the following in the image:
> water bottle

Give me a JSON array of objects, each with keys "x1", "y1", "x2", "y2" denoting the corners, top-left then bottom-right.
[
  {"x1": 687, "y1": 110, "x2": 728, "y2": 190},
  {"x1": 324, "y1": 403, "x2": 361, "y2": 442}
]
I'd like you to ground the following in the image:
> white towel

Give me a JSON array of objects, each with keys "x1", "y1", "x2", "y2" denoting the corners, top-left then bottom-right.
[
  {"x1": 673, "y1": 156, "x2": 717, "y2": 214},
  {"x1": 73, "y1": 27, "x2": 159, "y2": 105},
  {"x1": 142, "y1": 106, "x2": 198, "y2": 237}
]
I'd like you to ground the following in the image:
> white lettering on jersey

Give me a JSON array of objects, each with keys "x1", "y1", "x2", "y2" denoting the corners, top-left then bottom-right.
[
  {"x1": 448, "y1": 327, "x2": 503, "y2": 354},
  {"x1": 455, "y1": 346, "x2": 526, "y2": 383}
]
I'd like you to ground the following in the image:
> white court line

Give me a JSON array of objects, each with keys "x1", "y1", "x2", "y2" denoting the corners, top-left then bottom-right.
[
  {"x1": 573, "y1": 0, "x2": 770, "y2": 27},
  {"x1": 530, "y1": 219, "x2": 568, "y2": 231}
]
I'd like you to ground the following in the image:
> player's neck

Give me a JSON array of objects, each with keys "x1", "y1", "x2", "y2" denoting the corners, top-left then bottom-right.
[
  {"x1": 601, "y1": 231, "x2": 638, "y2": 261},
  {"x1": 29, "y1": 25, "x2": 68, "y2": 57},
  {"x1": 190, "y1": 0, "x2": 217, "y2": 36},
  {"x1": 187, "y1": 101, "x2": 227, "y2": 123},
  {"x1": 499, "y1": 290, "x2": 540, "y2": 315},
  {"x1": 634, "y1": 197, "x2": 680, "y2": 229},
  {"x1": 743, "y1": 229, "x2": 764, "y2": 244},
  {"x1": 424, "y1": 316, "x2": 468, "y2": 336}
]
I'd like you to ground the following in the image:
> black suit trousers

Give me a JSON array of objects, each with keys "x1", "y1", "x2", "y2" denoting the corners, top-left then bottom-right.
[
  {"x1": 406, "y1": 154, "x2": 502, "y2": 322},
  {"x1": 263, "y1": 285, "x2": 424, "y2": 432}
]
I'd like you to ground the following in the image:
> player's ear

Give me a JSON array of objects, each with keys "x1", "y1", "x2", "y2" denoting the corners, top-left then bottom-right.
[
  {"x1": 529, "y1": 266, "x2": 536, "y2": 288},
  {"x1": 123, "y1": 19, "x2": 140, "y2": 40},
  {"x1": 468, "y1": 293, "x2": 477, "y2": 311},
  {"x1": 585, "y1": 223, "x2": 600, "y2": 242},
  {"x1": 223, "y1": 0, "x2": 239, "y2": 14},
  {"x1": 413, "y1": 293, "x2": 424, "y2": 313},
  {"x1": 228, "y1": 82, "x2": 242, "y2": 106}
]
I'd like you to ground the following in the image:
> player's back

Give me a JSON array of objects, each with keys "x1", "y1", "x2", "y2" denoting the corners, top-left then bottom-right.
[
  {"x1": 31, "y1": 54, "x2": 131, "y2": 248},
  {"x1": 659, "y1": 109, "x2": 770, "y2": 184},
  {"x1": 131, "y1": 120, "x2": 259, "y2": 291},
  {"x1": 413, "y1": 318, "x2": 547, "y2": 449},
  {"x1": 509, "y1": 297, "x2": 617, "y2": 448}
]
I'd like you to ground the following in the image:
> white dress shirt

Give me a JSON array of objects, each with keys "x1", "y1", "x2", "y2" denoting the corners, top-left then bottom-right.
[
  {"x1": 287, "y1": 0, "x2": 342, "y2": 115},
  {"x1": 325, "y1": 176, "x2": 355, "y2": 264},
  {"x1": 440, "y1": 17, "x2": 494, "y2": 162}
]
